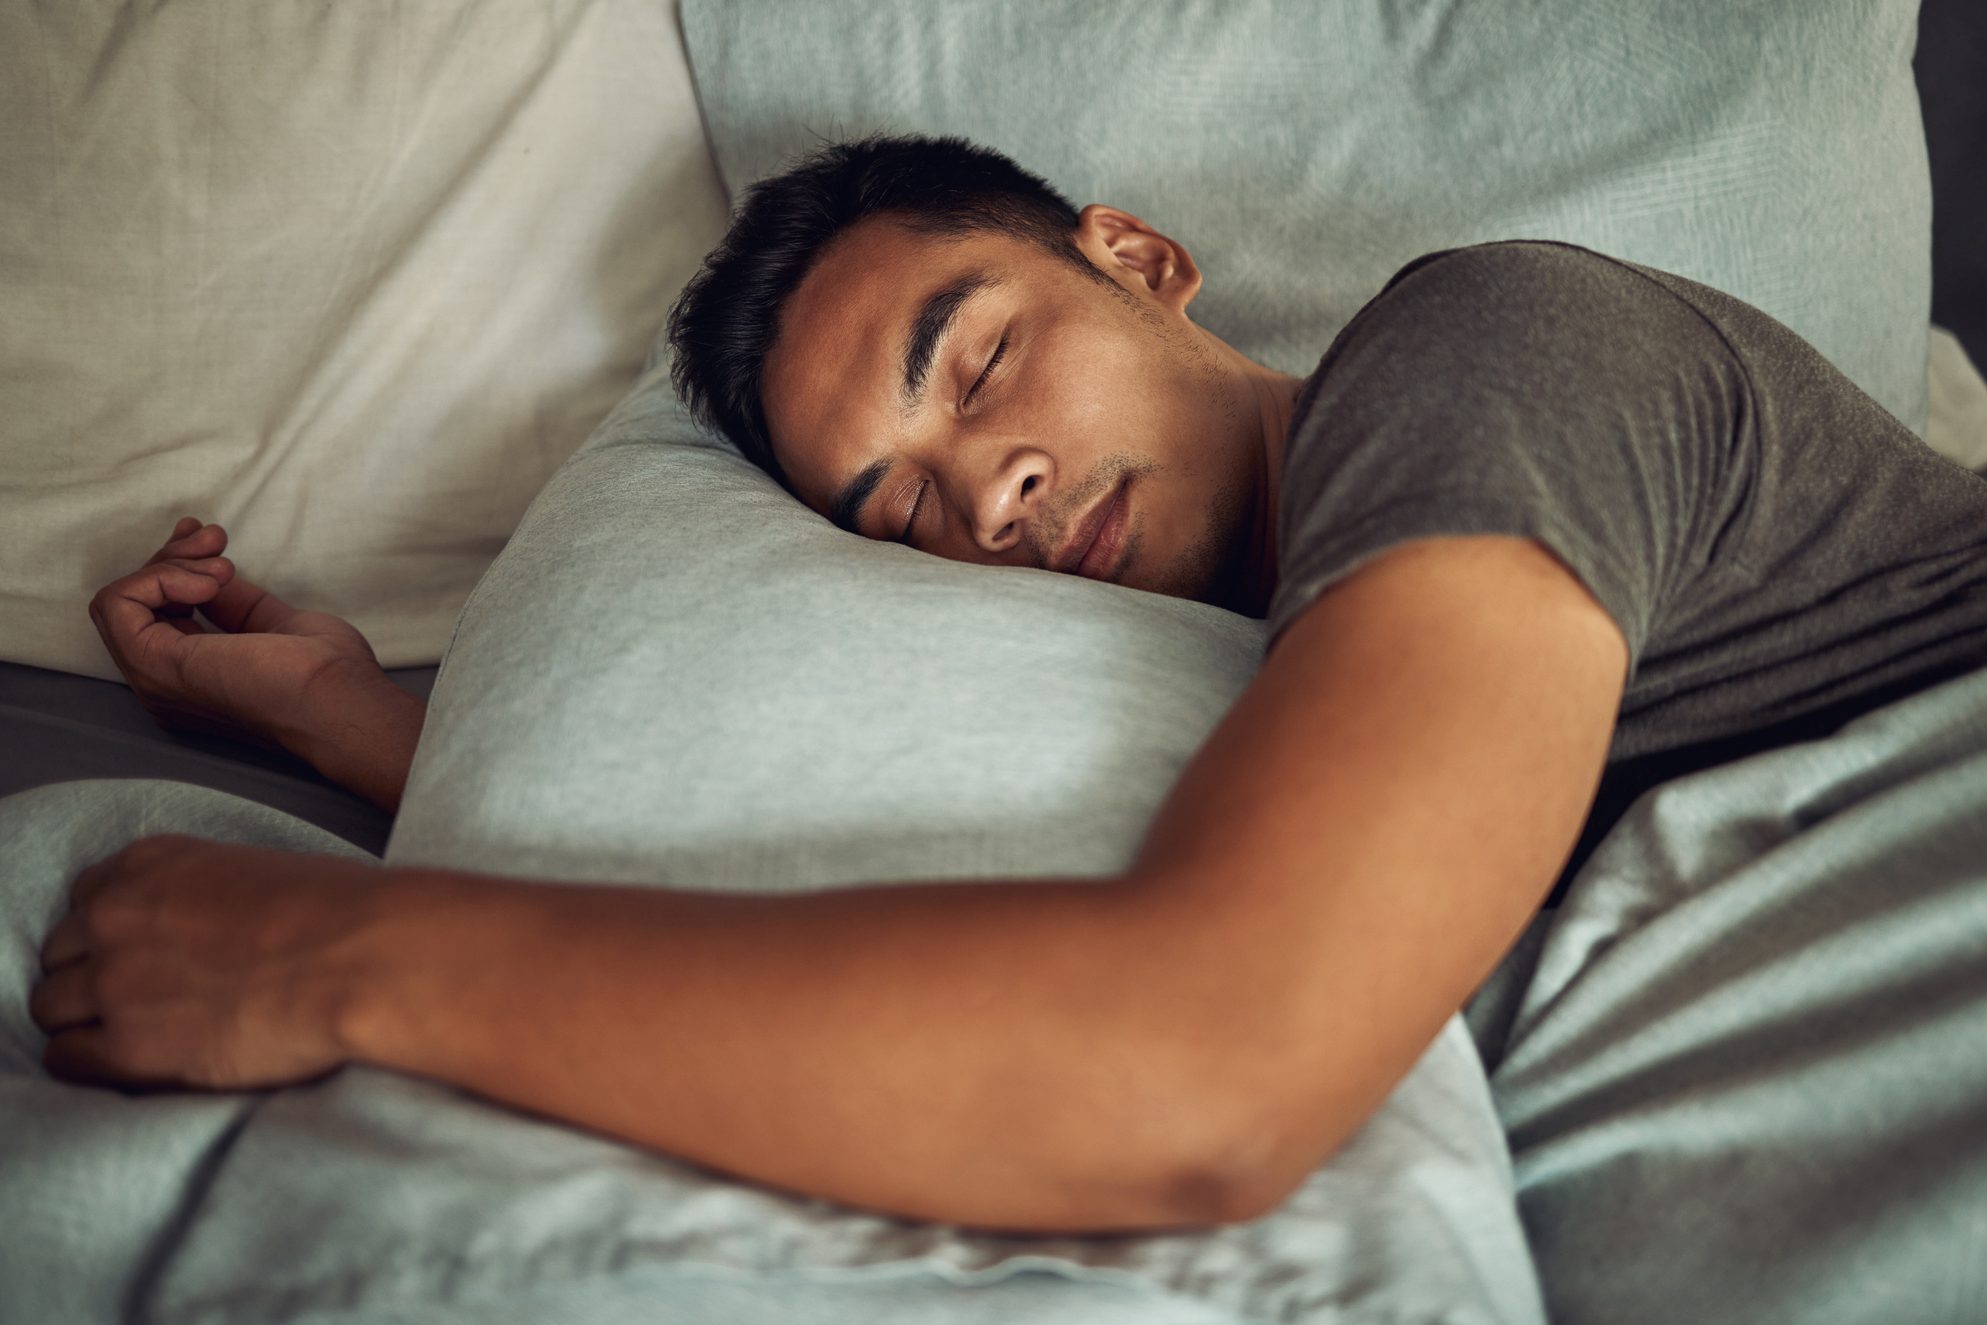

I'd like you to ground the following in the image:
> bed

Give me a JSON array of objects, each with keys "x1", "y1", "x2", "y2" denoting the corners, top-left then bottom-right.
[{"x1": 4, "y1": 2, "x2": 1986, "y2": 1322}]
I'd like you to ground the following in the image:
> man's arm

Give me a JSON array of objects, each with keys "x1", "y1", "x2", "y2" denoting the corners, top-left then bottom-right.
[
  {"x1": 292, "y1": 660, "x2": 427, "y2": 815},
  {"x1": 327, "y1": 533, "x2": 1626, "y2": 1235},
  {"x1": 1131, "y1": 532, "x2": 1628, "y2": 1218}
]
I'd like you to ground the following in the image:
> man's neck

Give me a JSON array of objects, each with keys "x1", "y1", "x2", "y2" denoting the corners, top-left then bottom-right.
[{"x1": 1234, "y1": 361, "x2": 1305, "y2": 618}]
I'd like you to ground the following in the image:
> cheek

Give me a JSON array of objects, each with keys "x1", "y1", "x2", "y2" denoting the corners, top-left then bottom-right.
[{"x1": 1028, "y1": 321, "x2": 1168, "y2": 460}]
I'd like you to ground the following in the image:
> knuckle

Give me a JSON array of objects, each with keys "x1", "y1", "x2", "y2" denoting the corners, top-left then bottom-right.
[
  {"x1": 81, "y1": 893, "x2": 128, "y2": 942},
  {"x1": 92, "y1": 953, "x2": 136, "y2": 1004}
]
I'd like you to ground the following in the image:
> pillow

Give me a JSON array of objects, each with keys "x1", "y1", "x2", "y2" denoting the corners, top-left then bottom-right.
[
  {"x1": 0, "y1": 0, "x2": 728, "y2": 680},
  {"x1": 681, "y1": 0, "x2": 1932, "y2": 438},
  {"x1": 1928, "y1": 324, "x2": 1987, "y2": 471},
  {"x1": 383, "y1": 369, "x2": 1546, "y2": 1323}
]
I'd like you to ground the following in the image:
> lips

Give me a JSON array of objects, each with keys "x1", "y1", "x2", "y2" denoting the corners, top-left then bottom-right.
[{"x1": 1054, "y1": 477, "x2": 1131, "y2": 575}]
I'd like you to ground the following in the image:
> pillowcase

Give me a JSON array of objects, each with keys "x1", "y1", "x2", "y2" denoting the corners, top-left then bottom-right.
[
  {"x1": 681, "y1": 0, "x2": 1932, "y2": 437},
  {"x1": 0, "y1": 0, "x2": 728, "y2": 680},
  {"x1": 383, "y1": 367, "x2": 1546, "y2": 1324}
]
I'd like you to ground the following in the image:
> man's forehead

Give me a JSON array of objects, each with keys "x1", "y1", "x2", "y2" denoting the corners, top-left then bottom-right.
[{"x1": 764, "y1": 221, "x2": 1016, "y2": 508}]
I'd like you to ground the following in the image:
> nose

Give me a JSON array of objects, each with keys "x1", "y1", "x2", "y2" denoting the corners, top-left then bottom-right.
[{"x1": 973, "y1": 448, "x2": 1052, "y2": 555}]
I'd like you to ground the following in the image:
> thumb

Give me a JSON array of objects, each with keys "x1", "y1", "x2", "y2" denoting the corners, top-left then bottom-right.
[
  {"x1": 161, "y1": 554, "x2": 232, "y2": 624},
  {"x1": 90, "y1": 561, "x2": 230, "y2": 681}
]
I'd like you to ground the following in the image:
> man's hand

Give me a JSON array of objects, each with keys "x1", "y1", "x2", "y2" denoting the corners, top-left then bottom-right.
[
  {"x1": 88, "y1": 516, "x2": 386, "y2": 757},
  {"x1": 29, "y1": 834, "x2": 387, "y2": 1093}
]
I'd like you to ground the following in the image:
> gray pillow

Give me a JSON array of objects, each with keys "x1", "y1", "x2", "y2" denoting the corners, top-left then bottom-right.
[
  {"x1": 385, "y1": 370, "x2": 1548, "y2": 1323},
  {"x1": 682, "y1": 0, "x2": 1933, "y2": 436}
]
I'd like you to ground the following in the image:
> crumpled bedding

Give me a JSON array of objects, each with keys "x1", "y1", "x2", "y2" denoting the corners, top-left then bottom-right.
[
  {"x1": 1479, "y1": 658, "x2": 1987, "y2": 1323},
  {"x1": 4, "y1": 658, "x2": 1986, "y2": 1324}
]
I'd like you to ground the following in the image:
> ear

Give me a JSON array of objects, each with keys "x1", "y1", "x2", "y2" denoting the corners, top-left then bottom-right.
[{"x1": 1074, "y1": 203, "x2": 1203, "y2": 313}]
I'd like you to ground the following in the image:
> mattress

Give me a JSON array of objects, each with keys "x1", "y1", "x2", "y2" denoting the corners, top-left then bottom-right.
[{"x1": 0, "y1": 662, "x2": 436, "y2": 856}]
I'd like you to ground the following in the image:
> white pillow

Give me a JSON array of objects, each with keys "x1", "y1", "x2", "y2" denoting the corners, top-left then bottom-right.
[{"x1": 0, "y1": 0, "x2": 727, "y2": 679}]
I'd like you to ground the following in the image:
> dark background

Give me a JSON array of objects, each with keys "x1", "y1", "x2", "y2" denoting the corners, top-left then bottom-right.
[{"x1": 1917, "y1": 0, "x2": 1987, "y2": 368}]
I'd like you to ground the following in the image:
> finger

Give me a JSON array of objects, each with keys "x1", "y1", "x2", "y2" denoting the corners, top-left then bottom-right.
[
  {"x1": 150, "y1": 520, "x2": 226, "y2": 567},
  {"x1": 42, "y1": 1025, "x2": 137, "y2": 1092},
  {"x1": 89, "y1": 560, "x2": 234, "y2": 671},
  {"x1": 44, "y1": 1024, "x2": 187, "y2": 1096},
  {"x1": 27, "y1": 961, "x2": 96, "y2": 1033},
  {"x1": 197, "y1": 567, "x2": 298, "y2": 635},
  {"x1": 97, "y1": 557, "x2": 235, "y2": 616},
  {"x1": 38, "y1": 907, "x2": 91, "y2": 973},
  {"x1": 152, "y1": 532, "x2": 230, "y2": 620}
]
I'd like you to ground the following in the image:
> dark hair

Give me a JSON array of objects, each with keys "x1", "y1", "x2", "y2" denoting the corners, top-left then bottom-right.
[{"x1": 663, "y1": 133, "x2": 1112, "y2": 495}]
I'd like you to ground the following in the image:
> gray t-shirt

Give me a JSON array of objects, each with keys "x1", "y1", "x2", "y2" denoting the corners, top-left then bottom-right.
[{"x1": 1266, "y1": 239, "x2": 1987, "y2": 905}]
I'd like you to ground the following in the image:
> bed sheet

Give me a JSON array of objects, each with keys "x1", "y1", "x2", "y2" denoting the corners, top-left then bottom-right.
[
  {"x1": 0, "y1": 662, "x2": 437, "y2": 856},
  {"x1": 1471, "y1": 660, "x2": 1987, "y2": 1324}
]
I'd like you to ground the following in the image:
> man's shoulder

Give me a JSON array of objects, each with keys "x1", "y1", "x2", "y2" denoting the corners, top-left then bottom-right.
[
  {"x1": 1377, "y1": 239, "x2": 1642, "y2": 299},
  {"x1": 1294, "y1": 237, "x2": 1690, "y2": 418}
]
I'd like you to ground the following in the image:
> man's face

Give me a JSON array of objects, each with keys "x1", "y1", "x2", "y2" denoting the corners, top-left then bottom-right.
[{"x1": 759, "y1": 206, "x2": 1264, "y2": 610}]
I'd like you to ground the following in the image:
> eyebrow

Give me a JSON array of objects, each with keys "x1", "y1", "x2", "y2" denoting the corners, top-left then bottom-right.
[{"x1": 826, "y1": 268, "x2": 1001, "y2": 536}]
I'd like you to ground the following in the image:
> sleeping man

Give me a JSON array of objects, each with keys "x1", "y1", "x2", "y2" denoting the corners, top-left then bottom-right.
[{"x1": 33, "y1": 133, "x2": 1987, "y2": 1235}]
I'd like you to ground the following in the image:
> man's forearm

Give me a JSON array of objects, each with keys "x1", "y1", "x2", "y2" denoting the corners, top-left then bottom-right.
[
  {"x1": 290, "y1": 664, "x2": 426, "y2": 814},
  {"x1": 331, "y1": 866, "x2": 1260, "y2": 1234}
]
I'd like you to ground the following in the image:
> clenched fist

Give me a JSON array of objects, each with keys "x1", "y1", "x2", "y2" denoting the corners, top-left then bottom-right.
[{"x1": 31, "y1": 832, "x2": 385, "y2": 1092}]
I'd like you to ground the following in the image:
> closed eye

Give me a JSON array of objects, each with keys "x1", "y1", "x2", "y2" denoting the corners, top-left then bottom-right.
[
  {"x1": 898, "y1": 332, "x2": 1010, "y2": 543},
  {"x1": 896, "y1": 481, "x2": 926, "y2": 544},
  {"x1": 964, "y1": 333, "x2": 1009, "y2": 408}
]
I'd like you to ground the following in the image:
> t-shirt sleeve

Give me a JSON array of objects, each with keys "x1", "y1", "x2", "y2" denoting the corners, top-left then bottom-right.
[{"x1": 1264, "y1": 240, "x2": 1753, "y2": 686}]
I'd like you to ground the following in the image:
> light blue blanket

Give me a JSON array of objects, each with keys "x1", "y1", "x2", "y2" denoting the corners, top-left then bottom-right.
[{"x1": 5, "y1": 658, "x2": 1986, "y2": 1323}]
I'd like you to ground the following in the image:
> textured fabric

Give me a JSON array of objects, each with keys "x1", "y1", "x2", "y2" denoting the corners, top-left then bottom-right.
[
  {"x1": 0, "y1": 0, "x2": 729, "y2": 680},
  {"x1": 380, "y1": 367, "x2": 1547, "y2": 1325},
  {"x1": 1268, "y1": 239, "x2": 1987, "y2": 904},
  {"x1": 1474, "y1": 654, "x2": 1987, "y2": 1325},
  {"x1": 682, "y1": 0, "x2": 1931, "y2": 439},
  {"x1": 266, "y1": 1265, "x2": 1256, "y2": 1325}
]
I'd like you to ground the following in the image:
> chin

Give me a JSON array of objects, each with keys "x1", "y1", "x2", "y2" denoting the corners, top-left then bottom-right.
[{"x1": 1161, "y1": 526, "x2": 1257, "y2": 612}]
